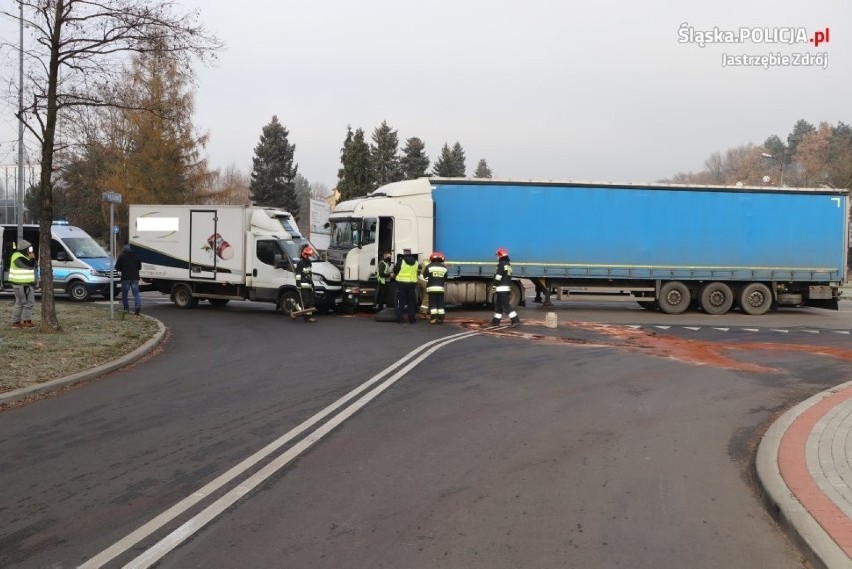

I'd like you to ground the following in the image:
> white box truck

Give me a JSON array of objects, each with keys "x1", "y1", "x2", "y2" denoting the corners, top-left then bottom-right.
[{"x1": 129, "y1": 205, "x2": 342, "y2": 314}]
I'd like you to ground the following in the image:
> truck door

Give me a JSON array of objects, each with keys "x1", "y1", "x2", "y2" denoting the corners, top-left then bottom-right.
[
  {"x1": 189, "y1": 209, "x2": 218, "y2": 280},
  {"x1": 359, "y1": 217, "x2": 378, "y2": 285},
  {"x1": 248, "y1": 237, "x2": 287, "y2": 302}
]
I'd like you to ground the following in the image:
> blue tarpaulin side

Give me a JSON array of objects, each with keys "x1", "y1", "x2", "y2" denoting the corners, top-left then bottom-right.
[{"x1": 432, "y1": 182, "x2": 847, "y2": 281}]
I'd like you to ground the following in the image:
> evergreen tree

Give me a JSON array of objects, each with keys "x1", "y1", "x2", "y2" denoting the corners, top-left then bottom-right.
[
  {"x1": 294, "y1": 174, "x2": 312, "y2": 232},
  {"x1": 400, "y1": 137, "x2": 430, "y2": 179},
  {"x1": 249, "y1": 116, "x2": 299, "y2": 215},
  {"x1": 762, "y1": 135, "x2": 787, "y2": 162},
  {"x1": 450, "y1": 142, "x2": 467, "y2": 177},
  {"x1": 433, "y1": 143, "x2": 465, "y2": 177},
  {"x1": 337, "y1": 126, "x2": 374, "y2": 200},
  {"x1": 787, "y1": 119, "x2": 816, "y2": 159},
  {"x1": 474, "y1": 158, "x2": 493, "y2": 178},
  {"x1": 370, "y1": 120, "x2": 401, "y2": 188}
]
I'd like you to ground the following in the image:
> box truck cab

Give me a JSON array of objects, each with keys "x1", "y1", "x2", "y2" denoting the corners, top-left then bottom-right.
[{"x1": 1, "y1": 222, "x2": 116, "y2": 301}]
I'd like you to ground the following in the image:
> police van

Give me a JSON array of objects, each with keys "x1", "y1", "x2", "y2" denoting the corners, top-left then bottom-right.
[{"x1": 1, "y1": 222, "x2": 117, "y2": 301}]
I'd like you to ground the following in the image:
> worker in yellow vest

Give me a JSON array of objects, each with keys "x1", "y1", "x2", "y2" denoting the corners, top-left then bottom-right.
[
  {"x1": 9, "y1": 239, "x2": 37, "y2": 328},
  {"x1": 391, "y1": 248, "x2": 419, "y2": 324}
]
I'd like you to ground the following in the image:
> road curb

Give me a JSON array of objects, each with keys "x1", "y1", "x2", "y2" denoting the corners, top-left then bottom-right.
[
  {"x1": 0, "y1": 316, "x2": 166, "y2": 406},
  {"x1": 756, "y1": 380, "x2": 852, "y2": 569}
]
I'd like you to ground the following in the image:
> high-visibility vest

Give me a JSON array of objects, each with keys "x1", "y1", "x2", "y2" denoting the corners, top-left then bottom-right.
[
  {"x1": 377, "y1": 260, "x2": 391, "y2": 285},
  {"x1": 8, "y1": 251, "x2": 35, "y2": 285},
  {"x1": 396, "y1": 260, "x2": 419, "y2": 283}
]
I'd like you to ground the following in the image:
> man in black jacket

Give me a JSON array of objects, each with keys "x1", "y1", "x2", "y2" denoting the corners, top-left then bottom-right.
[{"x1": 115, "y1": 244, "x2": 142, "y2": 315}]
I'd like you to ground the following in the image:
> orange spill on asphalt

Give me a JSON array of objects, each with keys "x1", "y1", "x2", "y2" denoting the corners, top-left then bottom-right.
[{"x1": 456, "y1": 318, "x2": 852, "y2": 373}]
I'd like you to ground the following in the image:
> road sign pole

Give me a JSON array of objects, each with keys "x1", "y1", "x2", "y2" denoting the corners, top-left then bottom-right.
[{"x1": 102, "y1": 191, "x2": 123, "y2": 320}]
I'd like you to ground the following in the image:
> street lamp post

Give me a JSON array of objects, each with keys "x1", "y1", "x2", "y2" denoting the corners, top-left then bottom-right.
[{"x1": 761, "y1": 152, "x2": 784, "y2": 187}]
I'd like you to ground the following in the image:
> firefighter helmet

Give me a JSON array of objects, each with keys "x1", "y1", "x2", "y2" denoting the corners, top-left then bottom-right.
[
  {"x1": 495, "y1": 247, "x2": 509, "y2": 258},
  {"x1": 430, "y1": 251, "x2": 445, "y2": 262},
  {"x1": 301, "y1": 245, "x2": 316, "y2": 258}
]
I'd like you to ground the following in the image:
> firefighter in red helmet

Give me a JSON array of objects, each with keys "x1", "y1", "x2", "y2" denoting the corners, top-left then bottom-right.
[
  {"x1": 295, "y1": 245, "x2": 317, "y2": 322},
  {"x1": 491, "y1": 247, "x2": 520, "y2": 327},
  {"x1": 425, "y1": 251, "x2": 448, "y2": 324}
]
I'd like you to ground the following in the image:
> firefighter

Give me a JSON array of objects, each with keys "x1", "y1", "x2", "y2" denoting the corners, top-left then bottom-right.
[
  {"x1": 491, "y1": 247, "x2": 520, "y2": 327},
  {"x1": 425, "y1": 251, "x2": 448, "y2": 324},
  {"x1": 295, "y1": 245, "x2": 317, "y2": 322},
  {"x1": 392, "y1": 248, "x2": 419, "y2": 323}
]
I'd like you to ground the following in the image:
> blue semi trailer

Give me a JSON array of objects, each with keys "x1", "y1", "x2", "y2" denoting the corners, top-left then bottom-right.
[{"x1": 327, "y1": 178, "x2": 848, "y2": 315}]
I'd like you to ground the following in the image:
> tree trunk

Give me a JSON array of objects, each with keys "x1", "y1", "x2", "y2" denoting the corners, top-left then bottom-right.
[{"x1": 37, "y1": 0, "x2": 66, "y2": 333}]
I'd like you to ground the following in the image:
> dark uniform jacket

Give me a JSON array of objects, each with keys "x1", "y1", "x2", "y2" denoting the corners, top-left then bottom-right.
[
  {"x1": 492, "y1": 257, "x2": 513, "y2": 292},
  {"x1": 295, "y1": 258, "x2": 314, "y2": 289}
]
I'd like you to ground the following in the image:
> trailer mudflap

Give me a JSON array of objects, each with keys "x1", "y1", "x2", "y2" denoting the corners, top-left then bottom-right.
[{"x1": 804, "y1": 298, "x2": 839, "y2": 310}]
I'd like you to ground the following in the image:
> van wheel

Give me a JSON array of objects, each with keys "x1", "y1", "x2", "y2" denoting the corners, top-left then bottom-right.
[
  {"x1": 172, "y1": 284, "x2": 198, "y2": 309},
  {"x1": 68, "y1": 281, "x2": 91, "y2": 302}
]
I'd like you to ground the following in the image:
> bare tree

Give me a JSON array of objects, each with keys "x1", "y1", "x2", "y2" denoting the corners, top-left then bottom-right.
[{"x1": 1, "y1": 0, "x2": 221, "y2": 331}]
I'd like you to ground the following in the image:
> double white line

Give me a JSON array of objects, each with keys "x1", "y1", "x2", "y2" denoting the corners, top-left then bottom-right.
[{"x1": 81, "y1": 328, "x2": 482, "y2": 568}]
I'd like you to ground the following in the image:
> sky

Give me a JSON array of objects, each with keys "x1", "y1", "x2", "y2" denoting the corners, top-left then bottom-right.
[{"x1": 0, "y1": 0, "x2": 850, "y2": 191}]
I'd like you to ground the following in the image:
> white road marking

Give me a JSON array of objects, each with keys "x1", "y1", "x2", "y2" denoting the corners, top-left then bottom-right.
[
  {"x1": 80, "y1": 329, "x2": 480, "y2": 568},
  {"x1": 684, "y1": 327, "x2": 701, "y2": 331},
  {"x1": 771, "y1": 329, "x2": 790, "y2": 333}
]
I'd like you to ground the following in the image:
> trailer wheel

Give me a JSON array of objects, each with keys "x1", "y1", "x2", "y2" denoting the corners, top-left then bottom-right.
[
  {"x1": 658, "y1": 281, "x2": 691, "y2": 315},
  {"x1": 278, "y1": 290, "x2": 302, "y2": 318},
  {"x1": 700, "y1": 282, "x2": 734, "y2": 315},
  {"x1": 67, "y1": 281, "x2": 91, "y2": 302},
  {"x1": 172, "y1": 284, "x2": 198, "y2": 309},
  {"x1": 739, "y1": 283, "x2": 772, "y2": 315},
  {"x1": 509, "y1": 281, "x2": 524, "y2": 308}
]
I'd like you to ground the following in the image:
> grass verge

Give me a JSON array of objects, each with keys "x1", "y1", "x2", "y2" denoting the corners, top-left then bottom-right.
[{"x1": 0, "y1": 300, "x2": 160, "y2": 393}]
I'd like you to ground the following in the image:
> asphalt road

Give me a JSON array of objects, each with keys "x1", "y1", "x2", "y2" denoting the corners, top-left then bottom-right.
[{"x1": 3, "y1": 293, "x2": 852, "y2": 568}]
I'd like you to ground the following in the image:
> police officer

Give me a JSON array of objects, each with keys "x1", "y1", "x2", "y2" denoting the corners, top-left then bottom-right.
[
  {"x1": 295, "y1": 245, "x2": 317, "y2": 322},
  {"x1": 392, "y1": 248, "x2": 419, "y2": 323},
  {"x1": 9, "y1": 239, "x2": 37, "y2": 328},
  {"x1": 375, "y1": 250, "x2": 393, "y2": 311},
  {"x1": 425, "y1": 251, "x2": 448, "y2": 324},
  {"x1": 491, "y1": 247, "x2": 520, "y2": 327}
]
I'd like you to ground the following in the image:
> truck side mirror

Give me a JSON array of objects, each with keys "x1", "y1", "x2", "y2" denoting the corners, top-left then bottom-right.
[
  {"x1": 56, "y1": 251, "x2": 68, "y2": 262},
  {"x1": 273, "y1": 254, "x2": 286, "y2": 269}
]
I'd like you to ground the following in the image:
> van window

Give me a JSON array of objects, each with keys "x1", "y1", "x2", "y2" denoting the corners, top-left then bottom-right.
[
  {"x1": 63, "y1": 236, "x2": 108, "y2": 259},
  {"x1": 51, "y1": 240, "x2": 68, "y2": 261}
]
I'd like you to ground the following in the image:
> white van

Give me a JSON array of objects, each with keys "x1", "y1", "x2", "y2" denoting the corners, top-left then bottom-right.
[{"x1": 1, "y1": 222, "x2": 117, "y2": 301}]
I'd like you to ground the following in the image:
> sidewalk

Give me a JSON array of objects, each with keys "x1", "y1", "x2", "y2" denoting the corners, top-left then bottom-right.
[{"x1": 757, "y1": 381, "x2": 852, "y2": 569}]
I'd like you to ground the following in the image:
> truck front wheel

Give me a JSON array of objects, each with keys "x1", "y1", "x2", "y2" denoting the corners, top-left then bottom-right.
[
  {"x1": 658, "y1": 281, "x2": 691, "y2": 315},
  {"x1": 278, "y1": 290, "x2": 302, "y2": 318},
  {"x1": 172, "y1": 284, "x2": 198, "y2": 309},
  {"x1": 67, "y1": 281, "x2": 91, "y2": 302}
]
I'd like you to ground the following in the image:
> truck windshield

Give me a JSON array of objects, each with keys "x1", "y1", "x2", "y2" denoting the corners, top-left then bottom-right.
[
  {"x1": 63, "y1": 237, "x2": 108, "y2": 259},
  {"x1": 278, "y1": 238, "x2": 321, "y2": 262},
  {"x1": 329, "y1": 219, "x2": 360, "y2": 249}
]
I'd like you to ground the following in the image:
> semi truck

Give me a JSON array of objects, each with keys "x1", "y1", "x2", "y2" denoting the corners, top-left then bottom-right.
[
  {"x1": 129, "y1": 205, "x2": 342, "y2": 314},
  {"x1": 327, "y1": 177, "x2": 848, "y2": 315}
]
